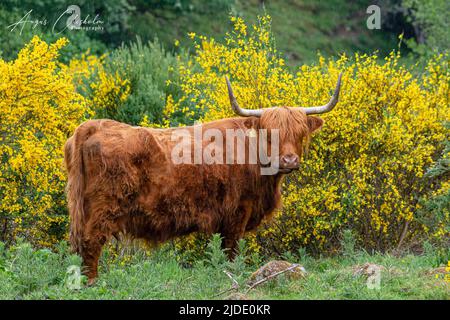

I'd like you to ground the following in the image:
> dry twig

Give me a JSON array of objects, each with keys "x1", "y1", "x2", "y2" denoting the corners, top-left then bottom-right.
[{"x1": 213, "y1": 270, "x2": 240, "y2": 297}]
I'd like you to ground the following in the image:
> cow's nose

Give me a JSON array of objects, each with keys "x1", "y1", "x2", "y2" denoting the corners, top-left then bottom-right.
[{"x1": 281, "y1": 154, "x2": 299, "y2": 167}]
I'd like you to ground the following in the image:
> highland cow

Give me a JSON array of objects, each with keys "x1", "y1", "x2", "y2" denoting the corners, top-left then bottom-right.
[{"x1": 64, "y1": 74, "x2": 342, "y2": 283}]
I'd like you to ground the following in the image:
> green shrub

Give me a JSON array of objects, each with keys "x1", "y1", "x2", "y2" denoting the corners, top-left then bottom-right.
[
  {"x1": 100, "y1": 37, "x2": 186, "y2": 125},
  {"x1": 416, "y1": 122, "x2": 450, "y2": 245},
  {"x1": 402, "y1": 0, "x2": 449, "y2": 56}
]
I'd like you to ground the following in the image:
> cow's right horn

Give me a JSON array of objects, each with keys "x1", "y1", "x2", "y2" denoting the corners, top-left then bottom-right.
[
  {"x1": 226, "y1": 77, "x2": 263, "y2": 117},
  {"x1": 297, "y1": 72, "x2": 343, "y2": 115}
]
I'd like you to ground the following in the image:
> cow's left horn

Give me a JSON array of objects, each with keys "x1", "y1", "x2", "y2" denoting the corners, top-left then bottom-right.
[
  {"x1": 299, "y1": 72, "x2": 343, "y2": 115},
  {"x1": 226, "y1": 76, "x2": 263, "y2": 117}
]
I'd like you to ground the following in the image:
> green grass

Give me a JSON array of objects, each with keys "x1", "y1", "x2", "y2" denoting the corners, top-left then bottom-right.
[{"x1": 0, "y1": 237, "x2": 448, "y2": 300}]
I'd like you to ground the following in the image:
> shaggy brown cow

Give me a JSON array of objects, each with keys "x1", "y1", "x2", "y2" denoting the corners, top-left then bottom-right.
[{"x1": 64, "y1": 74, "x2": 342, "y2": 283}]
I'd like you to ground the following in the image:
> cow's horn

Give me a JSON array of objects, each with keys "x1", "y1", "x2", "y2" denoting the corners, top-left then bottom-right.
[
  {"x1": 226, "y1": 76, "x2": 263, "y2": 117},
  {"x1": 299, "y1": 72, "x2": 343, "y2": 115}
]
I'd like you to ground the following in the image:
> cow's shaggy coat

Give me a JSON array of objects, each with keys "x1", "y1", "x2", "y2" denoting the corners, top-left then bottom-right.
[{"x1": 64, "y1": 107, "x2": 324, "y2": 282}]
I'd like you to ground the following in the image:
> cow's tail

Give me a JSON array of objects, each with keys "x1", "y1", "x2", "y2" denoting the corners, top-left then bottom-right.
[{"x1": 64, "y1": 121, "x2": 95, "y2": 254}]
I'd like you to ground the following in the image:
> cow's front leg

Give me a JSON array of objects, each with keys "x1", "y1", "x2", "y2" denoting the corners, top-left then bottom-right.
[
  {"x1": 221, "y1": 235, "x2": 239, "y2": 260},
  {"x1": 221, "y1": 201, "x2": 252, "y2": 260}
]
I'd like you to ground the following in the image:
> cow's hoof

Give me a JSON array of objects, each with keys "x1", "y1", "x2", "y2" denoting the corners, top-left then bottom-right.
[{"x1": 87, "y1": 278, "x2": 97, "y2": 287}]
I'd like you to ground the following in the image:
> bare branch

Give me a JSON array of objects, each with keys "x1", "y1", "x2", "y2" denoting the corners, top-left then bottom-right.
[
  {"x1": 212, "y1": 270, "x2": 240, "y2": 298},
  {"x1": 223, "y1": 270, "x2": 240, "y2": 290}
]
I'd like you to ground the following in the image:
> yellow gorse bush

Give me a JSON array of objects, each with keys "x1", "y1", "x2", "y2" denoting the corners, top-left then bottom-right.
[
  {"x1": 64, "y1": 50, "x2": 131, "y2": 113},
  {"x1": 0, "y1": 36, "x2": 86, "y2": 246},
  {"x1": 166, "y1": 16, "x2": 449, "y2": 255},
  {"x1": 90, "y1": 69, "x2": 130, "y2": 113},
  {"x1": 261, "y1": 52, "x2": 449, "y2": 254},
  {"x1": 1, "y1": 19, "x2": 447, "y2": 257},
  {"x1": 0, "y1": 36, "x2": 130, "y2": 246}
]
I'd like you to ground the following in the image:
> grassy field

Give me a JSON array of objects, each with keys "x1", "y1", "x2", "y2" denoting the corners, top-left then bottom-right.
[{"x1": 0, "y1": 236, "x2": 448, "y2": 300}]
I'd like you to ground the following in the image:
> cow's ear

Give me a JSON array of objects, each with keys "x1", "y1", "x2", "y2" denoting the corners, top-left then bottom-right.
[{"x1": 307, "y1": 116, "x2": 324, "y2": 133}]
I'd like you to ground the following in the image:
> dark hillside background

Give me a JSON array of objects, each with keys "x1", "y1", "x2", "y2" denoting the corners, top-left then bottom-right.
[{"x1": 1, "y1": 0, "x2": 447, "y2": 64}]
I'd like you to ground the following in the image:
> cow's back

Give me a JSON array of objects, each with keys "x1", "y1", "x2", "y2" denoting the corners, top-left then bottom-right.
[{"x1": 72, "y1": 118, "x2": 280, "y2": 244}]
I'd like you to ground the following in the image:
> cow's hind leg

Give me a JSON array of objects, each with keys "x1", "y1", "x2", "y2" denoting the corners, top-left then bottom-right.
[
  {"x1": 81, "y1": 217, "x2": 117, "y2": 285},
  {"x1": 81, "y1": 235, "x2": 105, "y2": 285}
]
